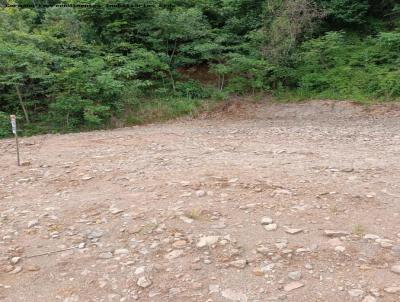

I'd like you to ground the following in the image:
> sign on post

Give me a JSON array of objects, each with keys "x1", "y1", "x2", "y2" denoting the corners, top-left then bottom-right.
[
  {"x1": 10, "y1": 115, "x2": 17, "y2": 135},
  {"x1": 10, "y1": 115, "x2": 20, "y2": 166}
]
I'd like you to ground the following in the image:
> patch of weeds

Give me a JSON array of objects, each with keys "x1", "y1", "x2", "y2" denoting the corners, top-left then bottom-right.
[
  {"x1": 330, "y1": 205, "x2": 339, "y2": 214},
  {"x1": 140, "y1": 222, "x2": 159, "y2": 235},
  {"x1": 353, "y1": 224, "x2": 366, "y2": 236},
  {"x1": 185, "y1": 208, "x2": 203, "y2": 220}
]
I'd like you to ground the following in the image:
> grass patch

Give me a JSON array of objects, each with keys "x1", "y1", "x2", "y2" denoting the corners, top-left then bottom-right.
[
  {"x1": 272, "y1": 89, "x2": 387, "y2": 105},
  {"x1": 184, "y1": 208, "x2": 204, "y2": 220},
  {"x1": 353, "y1": 224, "x2": 366, "y2": 236},
  {"x1": 123, "y1": 96, "x2": 219, "y2": 126},
  {"x1": 1, "y1": 96, "x2": 222, "y2": 139}
]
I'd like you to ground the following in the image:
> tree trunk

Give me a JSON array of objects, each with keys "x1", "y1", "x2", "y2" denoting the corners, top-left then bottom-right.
[
  {"x1": 168, "y1": 40, "x2": 178, "y2": 92},
  {"x1": 168, "y1": 69, "x2": 176, "y2": 92},
  {"x1": 15, "y1": 85, "x2": 30, "y2": 124}
]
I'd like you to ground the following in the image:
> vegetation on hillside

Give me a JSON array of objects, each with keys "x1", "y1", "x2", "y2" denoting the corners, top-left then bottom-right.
[{"x1": 0, "y1": 0, "x2": 399, "y2": 137}]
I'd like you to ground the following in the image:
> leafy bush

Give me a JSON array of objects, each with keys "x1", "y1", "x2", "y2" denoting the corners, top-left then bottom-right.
[
  {"x1": 175, "y1": 81, "x2": 212, "y2": 99},
  {"x1": 123, "y1": 97, "x2": 204, "y2": 125},
  {"x1": 49, "y1": 97, "x2": 111, "y2": 130},
  {"x1": 212, "y1": 53, "x2": 272, "y2": 94},
  {"x1": 375, "y1": 70, "x2": 400, "y2": 100},
  {"x1": 0, "y1": 112, "x2": 11, "y2": 138},
  {"x1": 292, "y1": 30, "x2": 400, "y2": 101},
  {"x1": 319, "y1": 0, "x2": 369, "y2": 25},
  {"x1": 0, "y1": 1, "x2": 399, "y2": 137}
]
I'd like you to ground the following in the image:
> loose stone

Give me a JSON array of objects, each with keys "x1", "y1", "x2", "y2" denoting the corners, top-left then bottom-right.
[
  {"x1": 264, "y1": 224, "x2": 278, "y2": 231},
  {"x1": 137, "y1": 276, "x2": 152, "y2": 288},
  {"x1": 28, "y1": 219, "x2": 39, "y2": 228},
  {"x1": 324, "y1": 230, "x2": 350, "y2": 237},
  {"x1": 288, "y1": 271, "x2": 302, "y2": 281},
  {"x1": 98, "y1": 252, "x2": 113, "y2": 259},
  {"x1": 221, "y1": 288, "x2": 248, "y2": 302},
  {"x1": 348, "y1": 289, "x2": 364, "y2": 298},
  {"x1": 164, "y1": 250, "x2": 183, "y2": 260},
  {"x1": 390, "y1": 265, "x2": 400, "y2": 274},
  {"x1": 284, "y1": 282, "x2": 304, "y2": 292},
  {"x1": 196, "y1": 236, "x2": 219, "y2": 248},
  {"x1": 260, "y1": 217, "x2": 273, "y2": 225},
  {"x1": 361, "y1": 296, "x2": 376, "y2": 302}
]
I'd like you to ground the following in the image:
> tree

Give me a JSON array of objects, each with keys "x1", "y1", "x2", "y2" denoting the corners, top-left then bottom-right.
[
  {"x1": 0, "y1": 0, "x2": 399, "y2": 137},
  {"x1": 148, "y1": 7, "x2": 212, "y2": 91},
  {"x1": 50, "y1": 58, "x2": 123, "y2": 129},
  {"x1": 262, "y1": 0, "x2": 325, "y2": 62},
  {"x1": 0, "y1": 8, "x2": 52, "y2": 124},
  {"x1": 318, "y1": 0, "x2": 369, "y2": 25}
]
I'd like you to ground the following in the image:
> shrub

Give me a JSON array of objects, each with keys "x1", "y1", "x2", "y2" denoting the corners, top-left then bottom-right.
[
  {"x1": 0, "y1": 112, "x2": 11, "y2": 138},
  {"x1": 175, "y1": 80, "x2": 213, "y2": 99},
  {"x1": 293, "y1": 30, "x2": 400, "y2": 101}
]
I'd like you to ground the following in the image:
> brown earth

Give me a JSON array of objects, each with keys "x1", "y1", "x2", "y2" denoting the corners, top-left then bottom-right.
[{"x1": 1, "y1": 100, "x2": 400, "y2": 302}]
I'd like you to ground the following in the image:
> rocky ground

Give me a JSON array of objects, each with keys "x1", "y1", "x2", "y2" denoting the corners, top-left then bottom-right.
[{"x1": 1, "y1": 100, "x2": 400, "y2": 302}]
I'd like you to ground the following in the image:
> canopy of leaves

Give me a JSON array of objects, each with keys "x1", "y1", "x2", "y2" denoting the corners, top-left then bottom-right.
[{"x1": 0, "y1": 0, "x2": 399, "y2": 137}]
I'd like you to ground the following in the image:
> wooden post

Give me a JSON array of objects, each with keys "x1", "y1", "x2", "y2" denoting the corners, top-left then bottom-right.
[{"x1": 10, "y1": 115, "x2": 20, "y2": 166}]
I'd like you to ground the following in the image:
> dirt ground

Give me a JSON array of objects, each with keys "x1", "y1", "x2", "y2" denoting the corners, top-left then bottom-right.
[{"x1": 1, "y1": 100, "x2": 400, "y2": 302}]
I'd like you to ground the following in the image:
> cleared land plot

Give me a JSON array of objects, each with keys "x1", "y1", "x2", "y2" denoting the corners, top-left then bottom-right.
[{"x1": 1, "y1": 101, "x2": 400, "y2": 302}]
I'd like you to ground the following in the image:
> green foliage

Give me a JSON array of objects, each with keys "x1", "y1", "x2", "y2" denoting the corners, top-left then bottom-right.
[
  {"x1": 0, "y1": 112, "x2": 11, "y2": 138},
  {"x1": 0, "y1": 0, "x2": 400, "y2": 137},
  {"x1": 123, "y1": 97, "x2": 205, "y2": 125},
  {"x1": 46, "y1": 57, "x2": 123, "y2": 130},
  {"x1": 293, "y1": 30, "x2": 400, "y2": 100},
  {"x1": 217, "y1": 53, "x2": 272, "y2": 94},
  {"x1": 175, "y1": 81, "x2": 212, "y2": 99},
  {"x1": 262, "y1": 0, "x2": 324, "y2": 61},
  {"x1": 319, "y1": 0, "x2": 369, "y2": 25}
]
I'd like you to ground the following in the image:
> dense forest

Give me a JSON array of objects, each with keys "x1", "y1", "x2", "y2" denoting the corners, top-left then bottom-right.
[{"x1": 0, "y1": 0, "x2": 399, "y2": 137}]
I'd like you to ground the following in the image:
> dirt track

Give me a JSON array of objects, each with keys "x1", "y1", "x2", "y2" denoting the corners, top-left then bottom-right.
[{"x1": 1, "y1": 100, "x2": 400, "y2": 302}]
